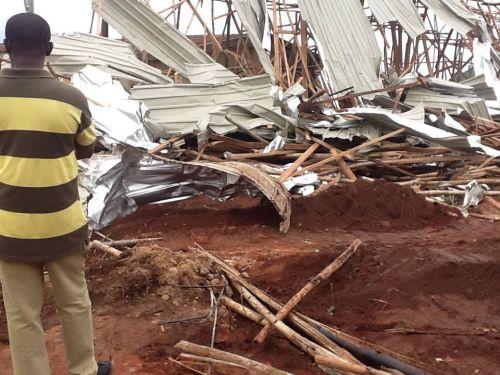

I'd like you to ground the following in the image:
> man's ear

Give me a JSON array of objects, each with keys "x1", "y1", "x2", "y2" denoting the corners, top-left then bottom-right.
[
  {"x1": 4, "y1": 40, "x2": 11, "y2": 54},
  {"x1": 45, "y1": 42, "x2": 53, "y2": 57}
]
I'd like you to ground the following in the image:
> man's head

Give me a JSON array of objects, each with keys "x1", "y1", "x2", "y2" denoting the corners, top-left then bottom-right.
[{"x1": 4, "y1": 13, "x2": 53, "y2": 68}]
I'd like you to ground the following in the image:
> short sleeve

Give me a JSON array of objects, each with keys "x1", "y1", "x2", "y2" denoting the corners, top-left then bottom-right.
[{"x1": 76, "y1": 99, "x2": 96, "y2": 146}]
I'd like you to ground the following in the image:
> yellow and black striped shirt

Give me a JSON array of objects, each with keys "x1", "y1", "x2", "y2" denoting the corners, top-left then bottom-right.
[{"x1": 0, "y1": 68, "x2": 96, "y2": 262}]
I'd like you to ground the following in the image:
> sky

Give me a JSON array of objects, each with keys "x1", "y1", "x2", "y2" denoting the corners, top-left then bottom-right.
[
  {"x1": 1, "y1": 0, "x2": 94, "y2": 39},
  {"x1": 0, "y1": 0, "x2": 224, "y2": 40}
]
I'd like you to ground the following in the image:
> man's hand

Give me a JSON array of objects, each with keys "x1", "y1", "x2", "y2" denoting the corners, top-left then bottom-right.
[{"x1": 75, "y1": 142, "x2": 95, "y2": 160}]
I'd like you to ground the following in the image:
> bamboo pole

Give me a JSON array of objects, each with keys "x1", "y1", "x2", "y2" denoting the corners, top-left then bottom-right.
[{"x1": 254, "y1": 239, "x2": 362, "y2": 343}]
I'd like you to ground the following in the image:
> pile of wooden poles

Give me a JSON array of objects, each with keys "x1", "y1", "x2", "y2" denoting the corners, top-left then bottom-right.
[{"x1": 176, "y1": 241, "x2": 431, "y2": 375}]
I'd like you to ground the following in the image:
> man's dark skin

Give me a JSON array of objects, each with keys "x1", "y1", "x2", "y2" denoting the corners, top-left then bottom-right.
[{"x1": 4, "y1": 37, "x2": 95, "y2": 159}]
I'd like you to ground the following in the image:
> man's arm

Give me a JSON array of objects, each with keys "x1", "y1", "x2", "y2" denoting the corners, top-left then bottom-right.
[
  {"x1": 75, "y1": 142, "x2": 96, "y2": 160},
  {"x1": 75, "y1": 98, "x2": 96, "y2": 160}
]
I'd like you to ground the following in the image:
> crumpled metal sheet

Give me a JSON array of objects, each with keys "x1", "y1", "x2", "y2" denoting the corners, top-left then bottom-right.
[
  {"x1": 368, "y1": 0, "x2": 425, "y2": 38},
  {"x1": 404, "y1": 86, "x2": 491, "y2": 119},
  {"x1": 348, "y1": 107, "x2": 500, "y2": 157},
  {"x1": 72, "y1": 66, "x2": 157, "y2": 149},
  {"x1": 304, "y1": 119, "x2": 382, "y2": 141},
  {"x1": 298, "y1": 0, "x2": 382, "y2": 94},
  {"x1": 49, "y1": 33, "x2": 171, "y2": 84},
  {"x1": 91, "y1": 0, "x2": 235, "y2": 82},
  {"x1": 87, "y1": 147, "x2": 291, "y2": 232},
  {"x1": 420, "y1": 0, "x2": 479, "y2": 36},
  {"x1": 263, "y1": 134, "x2": 286, "y2": 153},
  {"x1": 130, "y1": 75, "x2": 289, "y2": 137},
  {"x1": 471, "y1": 40, "x2": 500, "y2": 101},
  {"x1": 183, "y1": 63, "x2": 239, "y2": 84},
  {"x1": 187, "y1": 160, "x2": 291, "y2": 232},
  {"x1": 231, "y1": 0, "x2": 274, "y2": 77},
  {"x1": 462, "y1": 180, "x2": 489, "y2": 211}
]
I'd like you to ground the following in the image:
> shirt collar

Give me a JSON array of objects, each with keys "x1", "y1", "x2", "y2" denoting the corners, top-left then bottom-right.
[{"x1": 0, "y1": 68, "x2": 54, "y2": 79}]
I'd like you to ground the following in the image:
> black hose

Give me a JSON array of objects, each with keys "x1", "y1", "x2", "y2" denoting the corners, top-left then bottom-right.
[{"x1": 316, "y1": 326, "x2": 430, "y2": 375}]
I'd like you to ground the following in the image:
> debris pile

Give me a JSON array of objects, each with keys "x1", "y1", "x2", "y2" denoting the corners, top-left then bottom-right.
[
  {"x1": 174, "y1": 242, "x2": 431, "y2": 375},
  {"x1": 63, "y1": 0, "x2": 499, "y2": 230}
]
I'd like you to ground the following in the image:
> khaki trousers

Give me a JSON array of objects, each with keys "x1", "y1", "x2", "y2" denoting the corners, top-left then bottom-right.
[{"x1": 0, "y1": 249, "x2": 98, "y2": 375}]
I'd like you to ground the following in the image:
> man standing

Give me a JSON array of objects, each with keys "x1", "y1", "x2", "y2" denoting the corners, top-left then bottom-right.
[{"x1": 0, "y1": 13, "x2": 111, "y2": 375}]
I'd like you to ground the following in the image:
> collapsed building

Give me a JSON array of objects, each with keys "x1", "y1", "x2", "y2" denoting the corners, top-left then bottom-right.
[
  {"x1": 1, "y1": 1, "x2": 499, "y2": 372},
  {"x1": 52, "y1": 0, "x2": 498, "y2": 230}
]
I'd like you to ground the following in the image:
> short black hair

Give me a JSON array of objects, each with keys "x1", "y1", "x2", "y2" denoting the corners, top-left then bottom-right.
[{"x1": 4, "y1": 13, "x2": 51, "y2": 51}]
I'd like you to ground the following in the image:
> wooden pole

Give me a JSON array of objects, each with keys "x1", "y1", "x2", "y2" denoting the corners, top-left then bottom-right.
[
  {"x1": 192, "y1": 245, "x2": 420, "y2": 368},
  {"x1": 189, "y1": 244, "x2": 430, "y2": 366},
  {"x1": 90, "y1": 240, "x2": 122, "y2": 257},
  {"x1": 106, "y1": 238, "x2": 161, "y2": 247},
  {"x1": 231, "y1": 280, "x2": 389, "y2": 374},
  {"x1": 299, "y1": 129, "x2": 406, "y2": 174},
  {"x1": 278, "y1": 143, "x2": 320, "y2": 182},
  {"x1": 254, "y1": 239, "x2": 362, "y2": 343},
  {"x1": 231, "y1": 280, "x2": 338, "y2": 360},
  {"x1": 221, "y1": 296, "x2": 266, "y2": 325},
  {"x1": 175, "y1": 340, "x2": 293, "y2": 375},
  {"x1": 222, "y1": 295, "x2": 362, "y2": 365},
  {"x1": 315, "y1": 355, "x2": 390, "y2": 375}
]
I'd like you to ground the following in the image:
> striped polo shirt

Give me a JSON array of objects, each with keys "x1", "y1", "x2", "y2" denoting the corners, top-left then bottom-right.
[{"x1": 0, "y1": 68, "x2": 96, "y2": 262}]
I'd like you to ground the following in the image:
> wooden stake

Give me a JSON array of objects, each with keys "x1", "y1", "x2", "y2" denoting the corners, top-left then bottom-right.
[
  {"x1": 278, "y1": 143, "x2": 320, "y2": 182},
  {"x1": 315, "y1": 355, "x2": 389, "y2": 375},
  {"x1": 90, "y1": 240, "x2": 122, "y2": 257},
  {"x1": 107, "y1": 238, "x2": 161, "y2": 247},
  {"x1": 179, "y1": 353, "x2": 247, "y2": 370},
  {"x1": 231, "y1": 280, "x2": 337, "y2": 359},
  {"x1": 221, "y1": 296, "x2": 266, "y2": 325},
  {"x1": 192, "y1": 244, "x2": 422, "y2": 369},
  {"x1": 175, "y1": 340, "x2": 292, "y2": 375},
  {"x1": 300, "y1": 129, "x2": 406, "y2": 174},
  {"x1": 254, "y1": 239, "x2": 362, "y2": 343}
]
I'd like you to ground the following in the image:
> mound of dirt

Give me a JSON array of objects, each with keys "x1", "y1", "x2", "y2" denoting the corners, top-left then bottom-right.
[
  {"x1": 87, "y1": 245, "x2": 223, "y2": 313},
  {"x1": 292, "y1": 180, "x2": 454, "y2": 231}
]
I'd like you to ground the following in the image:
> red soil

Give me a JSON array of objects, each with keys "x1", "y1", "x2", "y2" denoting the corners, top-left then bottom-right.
[
  {"x1": 292, "y1": 180, "x2": 453, "y2": 231},
  {"x1": 1, "y1": 180, "x2": 499, "y2": 374}
]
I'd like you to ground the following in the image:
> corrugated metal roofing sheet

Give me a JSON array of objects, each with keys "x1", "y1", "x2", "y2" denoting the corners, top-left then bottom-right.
[
  {"x1": 368, "y1": 0, "x2": 426, "y2": 38},
  {"x1": 460, "y1": 74, "x2": 497, "y2": 100},
  {"x1": 349, "y1": 107, "x2": 499, "y2": 157},
  {"x1": 404, "y1": 86, "x2": 491, "y2": 119},
  {"x1": 92, "y1": 0, "x2": 235, "y2": 81},
  {"x1": 297, "y1": 0, "x2": 382, "y2": 94},
  {"x1": 420, "y1": 0, "x2": 479, "y2": 36},
  {"x1": 130, "y1": 75, "x2": 282, "y2": 137},
  {"x1": 183, "y1": 63, "x2": 238, "y2": 84},
  {"x1": 49, "y1": 33, "x2": 171, "y2": 84},
  {"x1": 232, "y1": 0, "x2": 274, "y2": 76}
]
